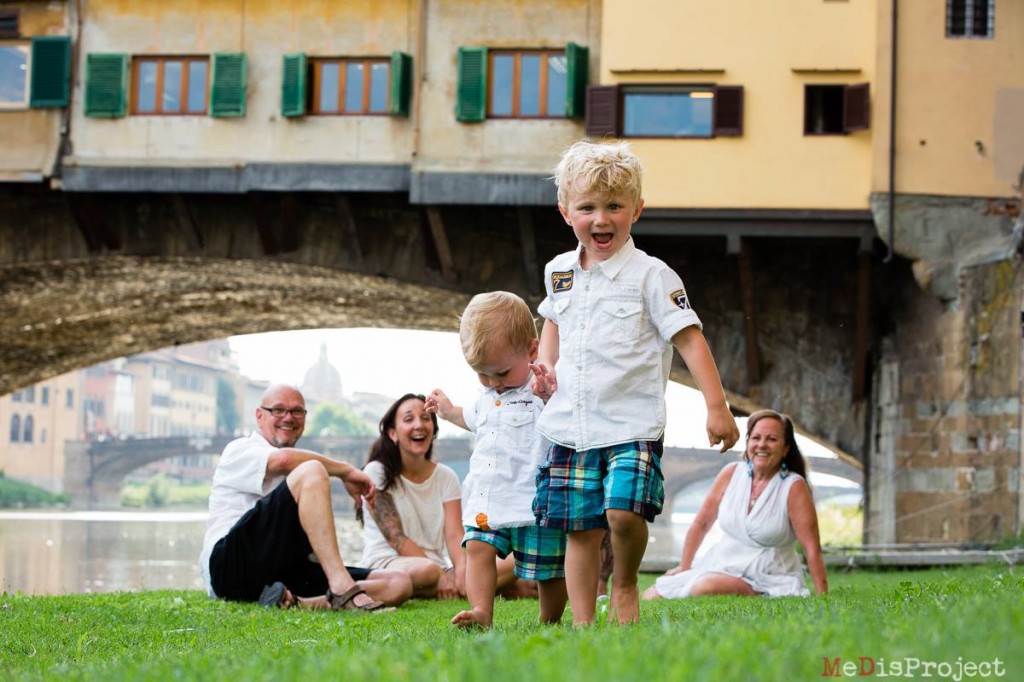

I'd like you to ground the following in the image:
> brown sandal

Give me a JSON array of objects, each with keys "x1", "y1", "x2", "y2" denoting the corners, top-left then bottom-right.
[{"x1": 326, "y1": 585, "x2": 389, "y2": 612}]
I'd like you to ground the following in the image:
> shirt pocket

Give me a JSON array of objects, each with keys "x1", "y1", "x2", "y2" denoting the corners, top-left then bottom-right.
[
  {"x1": 501, "y1": 408, "x2": 536, "y2": 452},
  {"x1": 599, "y1": 298, "x2": 643, "y2": 343}
]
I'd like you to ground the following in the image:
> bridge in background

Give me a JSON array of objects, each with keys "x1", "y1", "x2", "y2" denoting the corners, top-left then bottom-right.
[{"x1": 62, "y1": 434, "x2": 862, "y2": 509}]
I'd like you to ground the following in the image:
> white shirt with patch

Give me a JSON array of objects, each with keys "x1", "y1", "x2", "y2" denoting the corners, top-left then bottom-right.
[
  {"x1": 199, "y1": 431, "x2": 285, "y2": 597},
  {"x1": 536, "y1": 237, "x2": 702, "y2": 451},
  {"x1": 460, "y1": 381, "x2": 547, "y2": 530}
]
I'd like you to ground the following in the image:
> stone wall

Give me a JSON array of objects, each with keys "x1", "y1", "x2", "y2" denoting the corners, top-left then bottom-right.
[{"x1": 868, "y1": 259, "x2": 1022, "y2": 543}]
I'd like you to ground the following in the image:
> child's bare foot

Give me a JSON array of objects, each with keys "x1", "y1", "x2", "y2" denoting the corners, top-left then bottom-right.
[
  {"x1": 451, "y1": 608, "x2": 493, "y2": 629},
  {"x1": 608, "y1": 584, "x2": 640, "y2": 624}
]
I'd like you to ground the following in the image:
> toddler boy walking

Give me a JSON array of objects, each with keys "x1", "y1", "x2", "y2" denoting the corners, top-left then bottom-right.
[
  {"x1": 531, "y1": 139, "x2": 740, "y2": 625},
  {"x1": 427, "y1": 291, "x2": 568, "y2": 628}
]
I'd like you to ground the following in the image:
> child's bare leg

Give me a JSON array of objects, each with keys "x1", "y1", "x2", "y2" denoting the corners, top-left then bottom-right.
[
  {"x1": 451, "y1": 540, "x2": 497, "y2": 629},
  {"x1": 597, "y1": 529, "x2": 613, "y2": 597},
  {"x1": 537, "y1": 577, "x2": 568, "y2": 624},
  {"x1": 564, "y1": 528, "x2": 605, "y2": 626},
  {"x1": 606, "y1": 509, "x2": 647, "y2": 624}
]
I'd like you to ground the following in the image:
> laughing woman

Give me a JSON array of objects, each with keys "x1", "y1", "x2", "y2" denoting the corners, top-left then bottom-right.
[
  {"x1": 358, "y1": 393, "x2": 467, "y2": 599},
  {"x1": 643, "y1": 409, "x2": 828, "y2": 599}
]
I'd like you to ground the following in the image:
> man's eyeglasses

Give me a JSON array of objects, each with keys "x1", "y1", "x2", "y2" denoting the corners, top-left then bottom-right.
[{"x1": 259, "y1": 406, "x2": 308, "y2": 418}]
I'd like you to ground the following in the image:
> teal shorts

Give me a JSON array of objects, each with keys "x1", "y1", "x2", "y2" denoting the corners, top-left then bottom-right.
[
  {"x1": 533, "y1": 440, "x2": 665, "y2": 531},
  {"x1": 462, "y1": 524, "x2": 566, "y2": 581}
]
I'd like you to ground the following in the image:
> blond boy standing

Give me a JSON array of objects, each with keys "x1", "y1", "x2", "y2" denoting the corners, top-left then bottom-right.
[
  {"x1": 531, "y1": 139, "x2": 740, "y2": 625},
  {"x1": 427, "y1": 291, "x2": 568, "y2": 628}
]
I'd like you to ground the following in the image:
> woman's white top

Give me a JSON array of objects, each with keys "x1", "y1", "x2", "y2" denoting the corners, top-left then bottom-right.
[{"x1": 359, "y1": 460, "x2": 461, "y2": 569}]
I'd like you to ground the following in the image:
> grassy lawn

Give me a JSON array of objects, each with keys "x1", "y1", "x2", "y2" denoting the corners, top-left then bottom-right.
[{"x1": 2, "y1": 564, "x2": 1021, "y2": 681}]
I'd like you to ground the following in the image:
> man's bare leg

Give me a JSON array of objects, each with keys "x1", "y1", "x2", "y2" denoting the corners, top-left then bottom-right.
[{"x1": 287, "y1": 461, "x2": 377, "y2": 608}]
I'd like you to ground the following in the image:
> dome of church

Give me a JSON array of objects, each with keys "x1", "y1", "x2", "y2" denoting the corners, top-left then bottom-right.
[{"x1": 301, "y1": 343, "x2": 343, "y2": 403}]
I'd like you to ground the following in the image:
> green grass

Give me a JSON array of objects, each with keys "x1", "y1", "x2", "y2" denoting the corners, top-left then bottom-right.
[
  {"x1": 2, "y1": 565, "x2": 1021, "y2": 681},
  {"x1": 0, "y1": 473, "x2": 68, "y2": 508}
]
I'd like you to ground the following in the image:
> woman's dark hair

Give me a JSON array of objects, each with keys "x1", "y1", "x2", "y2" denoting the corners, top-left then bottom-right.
[
  {"x1": 744, "y1": 409, "x2": 808, "y2": 481},
  {"x1": 356, "y1": 393, "x2": 438, "y2": 524}
]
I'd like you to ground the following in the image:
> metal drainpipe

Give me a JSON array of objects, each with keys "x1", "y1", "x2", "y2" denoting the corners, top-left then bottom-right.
[{"x1": 884, "y1": 0, "x2": 898, "y2": 263}]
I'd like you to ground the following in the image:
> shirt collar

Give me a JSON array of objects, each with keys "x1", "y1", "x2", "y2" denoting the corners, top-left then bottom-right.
[{"x1": 574, "y1": 237, "x2": 636, "y2": 280}]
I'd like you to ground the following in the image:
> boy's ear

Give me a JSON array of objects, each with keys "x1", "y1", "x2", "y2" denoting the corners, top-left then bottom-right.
[
  {"x1": 558, "y1": 203, "x2": 572, "y2": 225},
  {"x1": 529, "y1": 338, "x2": 540, "y2": 361},
  {"x1": 632, "y1": 198, "x2": 645, "y2": 223}
]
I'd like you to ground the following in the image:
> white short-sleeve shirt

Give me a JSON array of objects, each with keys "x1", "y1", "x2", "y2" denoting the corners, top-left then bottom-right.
[
  {"x1": 199, "y1": 431, "x2": 285, "y2": 596},
  {"x1": 359, "y1": 460, "x2": 462, "y2": 570},
  {"x1": 536, "y1": 238, "x2": 702, "y2": 451},
  {"x1": 461, "y1": 381, "x2": 547, "y2": 529}
]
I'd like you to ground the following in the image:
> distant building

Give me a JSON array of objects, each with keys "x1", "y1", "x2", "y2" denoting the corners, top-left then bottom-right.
[
  {"x1": 0, "y1": 371, "x2": 83, "y2": 493},
  {"x1": 300, "y1": 343, "x2": 344, "y2": 408}
]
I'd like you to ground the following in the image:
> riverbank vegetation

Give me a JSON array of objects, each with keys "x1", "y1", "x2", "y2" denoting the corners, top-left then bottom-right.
[
  {"x1": 0, "y1": 472, "x2": 68, "y2": 509},
  {"x1": 121, "y1": 474, "x2": 209, "y2": 508},
  {"x1": 2, "y1": 564, "x2": 1020, "y2": 681}
]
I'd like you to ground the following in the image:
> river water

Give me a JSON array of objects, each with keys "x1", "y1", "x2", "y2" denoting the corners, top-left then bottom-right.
[{"x1": 0, "y1": 510, "x2": 693, "y2": 595}]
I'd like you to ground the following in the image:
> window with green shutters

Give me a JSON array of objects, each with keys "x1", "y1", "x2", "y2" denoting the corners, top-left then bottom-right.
[
  {"x1": 283, "y1": 51, "x2": 413, "y2": 118},
  {"x1": 209, "y1": 52, "x2": 247, "y2": 117},
  {"x1": 281, "y1": 53, "x2": 307, "y2": 117},
  {"x1": 457, "y1": 43, "x2": 588, "y2": 122},
  {"x1": 29, "y1": 36, "x2": 71, "y2": 107},
  {"x1": 85, "y1": 53, "x2": 128, "y2": 118}
]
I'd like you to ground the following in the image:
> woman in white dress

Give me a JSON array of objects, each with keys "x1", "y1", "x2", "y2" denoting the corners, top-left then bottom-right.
[{"x1": 643, "y1": 409, "x2": 828, "y2": 599}]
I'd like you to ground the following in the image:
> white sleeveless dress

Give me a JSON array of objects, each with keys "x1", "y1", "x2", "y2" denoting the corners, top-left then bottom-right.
[{"x1": 653, "y1": 463, "x2": 810, "y2": 598}]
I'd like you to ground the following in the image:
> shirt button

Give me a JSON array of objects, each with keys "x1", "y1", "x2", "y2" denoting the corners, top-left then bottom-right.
[{"x1": 495, "y1": 400, "x2": 501, "y2": 406}]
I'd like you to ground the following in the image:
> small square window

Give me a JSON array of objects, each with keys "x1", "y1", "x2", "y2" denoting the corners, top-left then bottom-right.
[
  {"x1": 947, "y1": 0, "x2": 994, "y2": 38},
  {"x1": 804, "y1": 83, "x2": 870, "y2": 135}
]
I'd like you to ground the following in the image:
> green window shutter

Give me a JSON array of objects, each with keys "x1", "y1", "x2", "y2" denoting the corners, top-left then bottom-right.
[
  {"x1": 565, "y1": 42, "x2": 588, "y2": 119},
  {"x1": 84, "y1": 53, "x2": 127, "y2": 118},
  {"x1": 389, "y1": 51, "x2": 412, "y2": 116},
  {"x1": 455, "y1": 46, "x2": 487, "y2": 122},
  {"x1": 29, "y1": 36, "x2": 71, "y2": 107},
  {"x1": 209, "y1": 52, "x2": 247, "y2": 117},
  {"x1": 281, "y1": 53, "x2": 307, "y2": 118}
]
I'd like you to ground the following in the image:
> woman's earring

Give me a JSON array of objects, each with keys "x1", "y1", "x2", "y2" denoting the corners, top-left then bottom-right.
[
  {"x1": 780, "y1": 461, "x2": 789, "y2": 480},
  {"x1": 745, "y1": 459, "x2": 753, "y2": 478}
]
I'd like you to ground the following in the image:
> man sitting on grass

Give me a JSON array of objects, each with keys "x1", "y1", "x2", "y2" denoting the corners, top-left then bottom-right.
[{"x1": 199, "y1": 384, "x2": 413, "y2": 611}]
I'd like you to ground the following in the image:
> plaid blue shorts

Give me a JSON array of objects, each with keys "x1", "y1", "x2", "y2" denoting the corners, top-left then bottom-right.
[
  {"x1": 462, "y1": 524, "x2": 566, "y2": 581},
  {"x1": 532, "y1": 440, "x2": 665, "y2": 531}
]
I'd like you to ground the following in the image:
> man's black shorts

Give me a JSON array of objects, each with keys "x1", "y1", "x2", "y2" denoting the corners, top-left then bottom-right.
[{"x1": 209, "y1": 480, "x2": 371, "y2": 601}]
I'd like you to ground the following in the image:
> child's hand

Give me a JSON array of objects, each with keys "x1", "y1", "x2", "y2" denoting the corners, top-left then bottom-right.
[
  {"x1": 707, "y1": 406, "x2": 740, "y2": 453},
  {"x1": 529, "y1": 363, "x2": 557, "y2": 402},
  {"x1": 425, "y1": 388, "x2": 453, "y2": 420}
]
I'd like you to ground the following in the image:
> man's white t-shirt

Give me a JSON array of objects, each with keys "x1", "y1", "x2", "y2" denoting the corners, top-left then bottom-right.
[
  {"x1": 359, "y1": 461, "x2": 461, "y2": 570},
  {"x1": 199, "y1": 431, "x2": 284, "y2": 596}
]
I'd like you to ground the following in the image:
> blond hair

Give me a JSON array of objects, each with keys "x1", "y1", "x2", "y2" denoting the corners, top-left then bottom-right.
[
  {"x1": 459, "y1": 291, "x2": 537, "y2": 367},
  {"x1": 553, "y1": 138, "x2": 644, "y2": 207}
]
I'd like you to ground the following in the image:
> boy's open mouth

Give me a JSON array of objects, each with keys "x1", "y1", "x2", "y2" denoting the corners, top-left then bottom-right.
[{"x1": 593, "y1": 233, "x2": 613, "y2": 245}]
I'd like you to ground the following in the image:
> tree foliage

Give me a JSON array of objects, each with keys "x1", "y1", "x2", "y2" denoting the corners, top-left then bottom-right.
[
  {"x1": 216, "y1": 377, "x2": 240, "y2": 435},
  {"x1": 308, "y1": 401, "x2": 374, "y2": 437}
]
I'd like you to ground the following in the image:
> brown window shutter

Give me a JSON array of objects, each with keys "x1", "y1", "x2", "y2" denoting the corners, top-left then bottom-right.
[
  {"x1": 713, "y1": 85, "x2": 743, "y2": 136},
  {"x1": 0, "y1": 8, "x2": 19, "y2": 38},
  {"x1": 585, "y1": 85, "x2": 619, "y2": 137},
  {"x1": 843, "y1": 82, "x2": 870, "y2": 132}
]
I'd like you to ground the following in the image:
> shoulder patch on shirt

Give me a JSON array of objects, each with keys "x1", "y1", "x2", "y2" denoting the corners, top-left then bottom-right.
[
  {"x1": 669, "y1": 288, "x2": 691, "y2": 310},
  {"x1": 552, "y1": 271, "x2": 574, "y2": 292}
]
